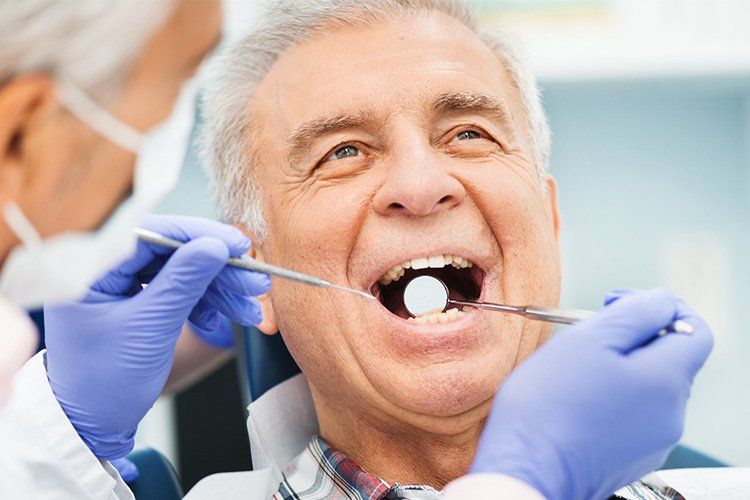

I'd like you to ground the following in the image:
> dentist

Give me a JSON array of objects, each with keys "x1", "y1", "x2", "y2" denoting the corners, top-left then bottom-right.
[{"x1": 0, "y1": 0, "x2": 269, "y2": 495}]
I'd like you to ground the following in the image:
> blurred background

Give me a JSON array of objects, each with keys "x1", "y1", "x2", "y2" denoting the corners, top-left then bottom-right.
[{"x1": 137, "y1": 0, "x2": 750, "y2": 488}]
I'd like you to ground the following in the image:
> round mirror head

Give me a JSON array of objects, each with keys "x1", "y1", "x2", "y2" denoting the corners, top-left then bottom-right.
[{"x1": 403, "y1": 275, "x2": 449, "y2": 317}]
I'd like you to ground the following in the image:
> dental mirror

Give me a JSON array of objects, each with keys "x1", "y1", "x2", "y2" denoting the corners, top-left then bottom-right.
[
  {"x1": 403, "y1": 275, "x2": 449, "y2": 317},
  {"x1": 403, "y1": 274, "x2": 696, "y2": 335}
]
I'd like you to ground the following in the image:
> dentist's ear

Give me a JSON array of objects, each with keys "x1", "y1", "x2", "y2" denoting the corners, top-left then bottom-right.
[
  {"x1": 0, "y1": 75, "x2": 55, "y2": 198},
  {"x1": 235, "y1": 225, "x2": 279, "y2": 336},
  {"x1": 544, "y1": 174, "x2": 562, "y2": 241}
]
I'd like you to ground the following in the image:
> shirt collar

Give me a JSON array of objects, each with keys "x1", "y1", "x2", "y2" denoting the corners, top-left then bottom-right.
[
  {"x1": 246, "y1": 373, "x2": 318, "y2": 471},
  {"x1": 278, "y1": 436, "x2": 440, "y2": 500},
  {"x1": 311, "y1": 436, "x2": 392, "y2": 497}
]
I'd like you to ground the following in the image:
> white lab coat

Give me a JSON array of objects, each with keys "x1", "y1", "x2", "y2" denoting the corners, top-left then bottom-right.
[
  {"x1": 0, "y1": 298, "x2": 39, "y2": 499},
  {"x1": 3, "y1": 339, "x2": 748, "y2": 499}
]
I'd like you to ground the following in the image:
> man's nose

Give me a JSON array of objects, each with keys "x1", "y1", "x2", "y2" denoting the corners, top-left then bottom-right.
[{"x1": 372, "y1": 144, "x2": 465, "y2": 217}]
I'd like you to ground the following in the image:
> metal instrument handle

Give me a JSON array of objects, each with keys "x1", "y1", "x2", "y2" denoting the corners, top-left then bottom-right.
[
  {"x1": 134, "y1": 228, "x2": 374, "y2": 300},
  {"x1": 523, "y1": 306, "x2": 596, "y2": 325},
  {"x1": 450, "y1": 298, "x2": 692, "y2": 334}
]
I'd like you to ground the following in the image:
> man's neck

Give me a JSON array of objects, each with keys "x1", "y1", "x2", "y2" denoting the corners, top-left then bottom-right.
[{"x1": 312, "y1": 389, "x2": 488, "y2": 489}]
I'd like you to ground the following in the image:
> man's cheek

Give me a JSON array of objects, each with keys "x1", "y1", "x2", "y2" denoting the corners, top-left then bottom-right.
[
  {"x1": 280, "y1": 198, "x2": 354, "y2": 245},
  {"x1": 489, "y1": 216, "x2": 559, "y2": 304},
  {"x1": 277, "y1": 299, "x2": 355, "y2": 378}
]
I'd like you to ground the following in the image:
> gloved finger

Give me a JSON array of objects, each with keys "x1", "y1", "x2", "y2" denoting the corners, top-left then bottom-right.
[
  {"x1": 578, "y1": 288, "x2": 678, "y2": 354},
  {"x1": 140, "y1": 214, "x2": 251, "y2": 257},
  {"x1": 202, "y1": 285, "x2": 263, "y2": 326},
  {"x1": 134, "y1": 250, "x2": 270, "y2": 298},
  {"x1": 603, "y1": 288, "x2": 639, "y2": 306},
  {"x1": 95, "y1": 215, "x2": 253, "y2": 296},
  {"x1": 631, "y1": 300, "x2": 714, "y2": 381},
  {"x1": 188, "y1": 298, "x2": 222, "y2": 333},
  {"x1": 136, "y1": 237, "x2": 230, "y2": 323},
  {"x1": 93, "y1": 241, "x2": 172, "y2": 296},
  {"x1": 208, "y1": 265, "x2": 271, "y2": 297},
  {"x1": 188, "y1": 313, "x2": 235, "y2": 349},
  {"x1": 111, "y1": 457, "x2": 139, "y2": 483}
]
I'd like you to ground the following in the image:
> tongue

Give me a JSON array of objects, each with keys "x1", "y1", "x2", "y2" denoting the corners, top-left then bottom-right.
[
  {"x1": 447, "y1": 286, "x2": 469, "y2": 303},
  {"x1": 394, "y1": 302, "x2": 410, "y2": 319}
]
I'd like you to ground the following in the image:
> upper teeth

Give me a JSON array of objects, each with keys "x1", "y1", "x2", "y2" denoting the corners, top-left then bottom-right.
[{"x1": 378, "y1": 254, "x2": 473, "y2": 286}]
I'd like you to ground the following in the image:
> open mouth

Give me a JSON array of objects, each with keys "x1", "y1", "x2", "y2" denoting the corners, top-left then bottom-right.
[{"x1": 370, "y1": 254, "x2": 484, "y2": 324}]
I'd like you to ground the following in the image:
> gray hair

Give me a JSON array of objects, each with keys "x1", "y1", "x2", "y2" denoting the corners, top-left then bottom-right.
[
  {"x1": 0, "y1": 0, "x2": 173, "y2": 97},
  {"x1": 200, "y1": 0, "x2": 550, "y2": 239}
]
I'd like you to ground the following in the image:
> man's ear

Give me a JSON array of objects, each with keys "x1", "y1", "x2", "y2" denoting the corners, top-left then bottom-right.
[
  {"x1": 0, "y1": 75, "x2": 56, "y2": 197},
  {"x1": 544, "y1": 174, "x2": 562, "y2": 241},
  {"x1": 235, "y1": 224, "x2": 279, "y2": 336}
]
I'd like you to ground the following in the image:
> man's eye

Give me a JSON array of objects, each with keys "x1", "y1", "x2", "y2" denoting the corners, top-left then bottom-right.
[
  {"x1": 453, "y1": 130, "x2": 482, "y2": 141},
  {"x1": 326, "y1": 145, "x2": 360, "y2": 161}
]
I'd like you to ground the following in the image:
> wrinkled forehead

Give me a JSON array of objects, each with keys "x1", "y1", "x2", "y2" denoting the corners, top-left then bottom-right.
[{"x1": 251, "y1": 11, "x2": 517, "y2": 149}]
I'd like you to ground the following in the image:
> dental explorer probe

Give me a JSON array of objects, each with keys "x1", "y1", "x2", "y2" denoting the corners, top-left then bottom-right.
[
  {"x1": 134, "y1": 228, "x2": 375, "y2": 300},
  {"x1": 403, "y1": 275, "x2": 694, "y2": 334}
]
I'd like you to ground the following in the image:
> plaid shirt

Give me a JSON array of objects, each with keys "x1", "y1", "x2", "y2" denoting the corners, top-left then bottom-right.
[{"x1": 272, "y1": 436, "x2": 686, "y2": 500}]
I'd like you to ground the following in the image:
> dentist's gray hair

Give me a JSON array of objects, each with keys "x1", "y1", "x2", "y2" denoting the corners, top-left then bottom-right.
[
  {"x1": 0, "y1": 0, "x2": 173, "y2": 97},
  {"x1": 200, "y1": 0, "x2": 550, "y2": 239}
]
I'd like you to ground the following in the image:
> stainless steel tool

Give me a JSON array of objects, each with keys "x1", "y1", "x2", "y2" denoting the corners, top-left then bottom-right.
[
  {"x1": 134, "y1": 228, "x2": 375, "y2": 301},
  {"x1": 403, "y1": 275, "x2": 693, "y2": 334}
]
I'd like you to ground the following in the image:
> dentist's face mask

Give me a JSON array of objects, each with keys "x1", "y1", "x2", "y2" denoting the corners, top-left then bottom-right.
[{"x1": 0, "y1": 78, "x2": 196, "y2": 308}]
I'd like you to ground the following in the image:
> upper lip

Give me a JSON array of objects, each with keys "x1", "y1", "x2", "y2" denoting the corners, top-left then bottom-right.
[{"x1": 362, "y1": 247, "x2": 490, "y2": 292}]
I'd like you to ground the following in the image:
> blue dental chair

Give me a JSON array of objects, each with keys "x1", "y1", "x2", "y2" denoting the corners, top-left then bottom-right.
[{"x1": 126, "y1": 448, "x2": 183, "y2": 500}]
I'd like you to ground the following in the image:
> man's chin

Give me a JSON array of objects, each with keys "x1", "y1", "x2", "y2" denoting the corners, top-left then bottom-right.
[
  {"x1": 348, "y1": 312, "x2": 513, "y2": 417},
  {"x1": 364, "y1": 355, "x2": 508, "y2": 423}
]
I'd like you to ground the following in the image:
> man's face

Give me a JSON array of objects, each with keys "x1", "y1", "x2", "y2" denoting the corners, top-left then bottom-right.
[{"x1": 252, "y1": 12, "x2": 562, "y2": 431}]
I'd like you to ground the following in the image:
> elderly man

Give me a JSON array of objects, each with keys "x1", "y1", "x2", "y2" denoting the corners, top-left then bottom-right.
[
  {"x1": 197, "y1": 0, "x2": 713, "y2": 497},
  {"x1": 7, "y1": 0, "x2": 717, "y2": 499}
]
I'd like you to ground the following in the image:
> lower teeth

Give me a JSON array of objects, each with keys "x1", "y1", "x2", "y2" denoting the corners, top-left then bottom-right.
[{"x1": 407, "y1": 308, "x2": 462, "y2": 324}]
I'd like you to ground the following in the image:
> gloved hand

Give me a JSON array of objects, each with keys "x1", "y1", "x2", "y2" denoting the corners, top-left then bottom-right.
[
  {"x1": 44, "y1": 215, "x2": 271, "y2": 461},
  {"x1": 471, "y1": 288, "x2": 713, "y2": 500}
]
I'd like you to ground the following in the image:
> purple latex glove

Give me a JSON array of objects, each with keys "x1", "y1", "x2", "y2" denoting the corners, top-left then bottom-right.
[
  {"x1": 471, "y1": 288, "x2": 713, "y2": 500},
  {"x1": 44, "y1": 215, "x2": 271, "y2": 460},
  {"x1": 111, "y1": 457, "x2": 139, "y2": 483}
]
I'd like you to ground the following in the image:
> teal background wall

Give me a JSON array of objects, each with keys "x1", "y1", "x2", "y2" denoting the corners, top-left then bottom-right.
[
  {"x1": 543, "y1": 76, "x2": 750, "y2": 465},
  {"x1": 155, "y1": 74, "x2": 750, "y2": 465}
]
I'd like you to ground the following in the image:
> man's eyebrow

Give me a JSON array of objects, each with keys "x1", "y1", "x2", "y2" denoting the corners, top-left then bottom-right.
[
  {"x1": 286, "y1": 111, "x2": 372, "y2": 166},
  {"x1": 432, "y1": 91, "x2": 516, "y2": 137}
]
